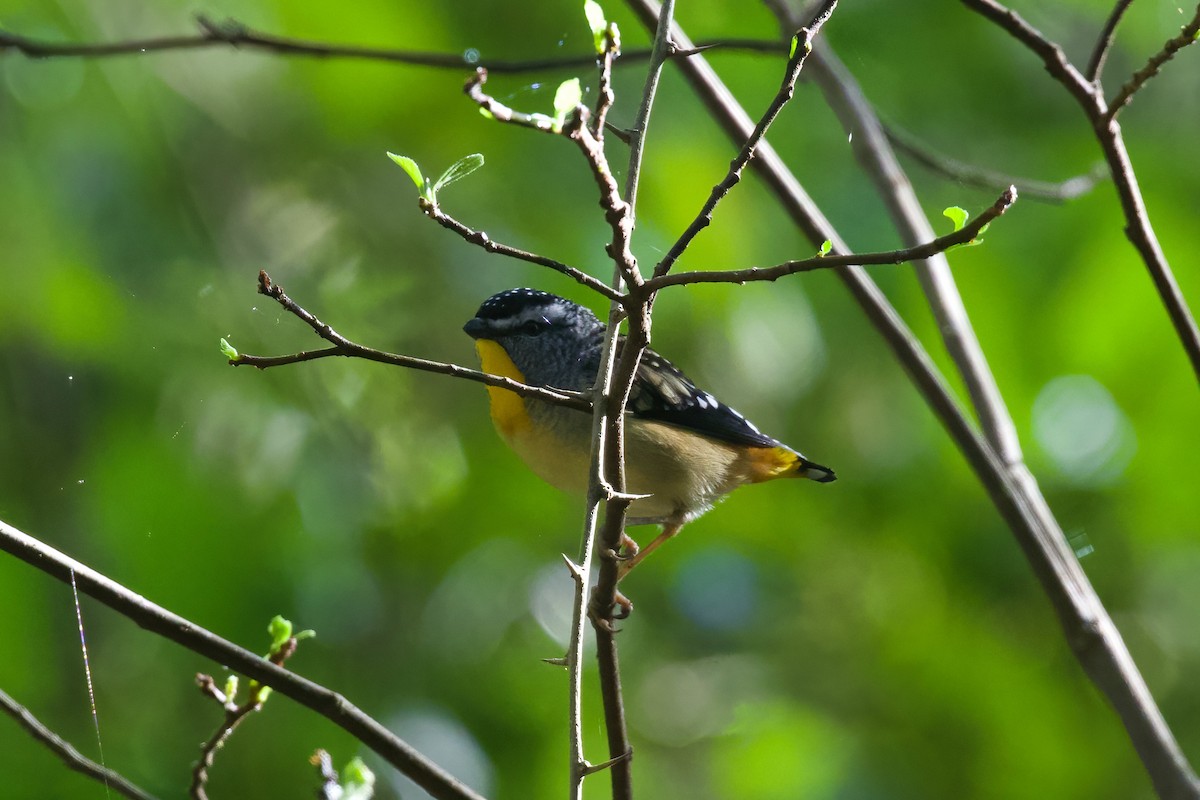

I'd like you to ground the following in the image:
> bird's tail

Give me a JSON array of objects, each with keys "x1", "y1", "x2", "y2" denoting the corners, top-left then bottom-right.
[
  {"x1": 749, "y1": 446, "x2": 837, "y2": 483},
  {"x1": 796, "y1": 456, "x2": 836, "y2": 483}
]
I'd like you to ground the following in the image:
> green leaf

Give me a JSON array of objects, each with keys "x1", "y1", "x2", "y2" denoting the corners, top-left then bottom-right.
[
  {"x1": 387, "y1": 153, "x2": 426, "y2": 193},
  {"x1": 478, "y1": 107, "x2": 495, "y2": 120},
  {"x1": 818, "y1": 240, "x2": 832, "y2": 256},
  {"x1": 268, "y1": 615, "x2": 293, "y2": 653},
  {"x1": 342, "y1": 757, "x2": 376, "y2": 800},
  {"x1": 432, "y1": 154, "x2": 485, "y2": 196},
  {"x1": 943, "y1": 206, "x2": 969, "y2": 232},
  {"x1": 789, "y1": 35, "x2": 799, "y2": 59},
  {"x1": 223, "y1": 675, "x2": 239, "y2": 702},
  {"x1": 584, "y1": 0, "x2": 607, "y2": 53},
  {"x1": 553, "y1": 78, "x2": 583, "y2": 130},
  {"x1": 219, "y1": 338, "x2": 239, "y2": 361}
]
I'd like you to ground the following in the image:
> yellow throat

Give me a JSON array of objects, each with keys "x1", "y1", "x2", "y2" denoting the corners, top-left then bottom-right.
[{"x1": 474, "y1": 339, "x2": 531, "y2": 438}]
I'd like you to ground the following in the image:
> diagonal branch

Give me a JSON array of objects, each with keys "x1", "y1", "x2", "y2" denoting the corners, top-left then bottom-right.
[
  {"x1": 1086, "y1": 0, "x2": 1137, "y2": 83},
  {"x1": 0, "y1": 688, "x2": 158, "y2": 800},
  {"x1": 0, "y1": 520, "x2": 486, "y2": 800},
  {"x1": 418, "y1": 202, "x2": 621, "y2": 300},
  {"x1": 653, "y1": 0, "x2": 838, "y2": 278},
  {"x1": 233, "y1": 270, "x2": 591, "y2": 412},
  {"x1": 1105, "y1": 4, "x2": 1200, "y2": 121},
  {"x1": 961, "y1": 0, "x2": 1200, "y2": 391},
  {"x1": 645, "y1": 187, "x2": 1014, "y2": 291}
]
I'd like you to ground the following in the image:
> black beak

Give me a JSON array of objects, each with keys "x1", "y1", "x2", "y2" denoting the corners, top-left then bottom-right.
[{"x1": 463, "y1": 317, "x2": 490, "y2": 340}]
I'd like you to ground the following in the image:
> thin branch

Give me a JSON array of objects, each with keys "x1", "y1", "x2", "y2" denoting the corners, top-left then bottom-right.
[
  {"x1": 0, "y1": 18, "x2": 779, "y2": 72},
  {"x1": 0, "y1": 519, "x2": 486, "y2": 800},
  {"x1": 1106, "y1": 4, "x2": 1200, "y2": 121},
  {"x1": 960, "y1": 0, "x2": 1099, "y2": 106},
  {"x1": 191, "y1": 634, "x2": 304, "y2": 800},
  {"x1": 653, "y1": 0, "x2": 837, "y2": 279},
  {"x1": 629, "y1": 2, "x2": 1200, "y2": 798},
  {"x1": 233, "y1": 270, "x2": 592, "y2": 412},
  {"x1": 0, "y1": 687, "x2": 158, "y2": 800},
  {"x1": 645, "y1": 187, "x2": 1015, "y2": 291},
  {"x1": 190, "y1": 675, "x2": 260, "y2": 800},
  {"x1": 962, "y1": 0, "x2": 1200, "y2": 390},
  {"x1": 884, "y1": 121, "x2": 1107, "y2": 203},
  {"x1": 418, "y1": 201, "x2": 622, "y2": 301},
  {"x1": 1086, "y1": 0, "x2": 1137, "y2": 82}
]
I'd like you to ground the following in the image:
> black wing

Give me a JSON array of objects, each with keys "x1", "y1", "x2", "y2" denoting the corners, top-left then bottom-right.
[{"x1": 625, "y1": 346, "x2": 785, "y2": 450}]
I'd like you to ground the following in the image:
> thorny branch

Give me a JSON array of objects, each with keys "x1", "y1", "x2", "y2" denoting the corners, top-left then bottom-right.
[
  {"x1": 232, "y1": 270, "x2": 591, "y2": 412},
  {"x1": 0, "y1": 688, "x2": 158, "y2": 800}
]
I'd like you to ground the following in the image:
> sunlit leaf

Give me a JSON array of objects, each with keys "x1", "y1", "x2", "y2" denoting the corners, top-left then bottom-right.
[
  {"x1": 818, "y1": 240, "x2": 832, "y2": 256},
  {"x1": 433, "y1": 154, "x2": 485, "y2": 196},
  {"x1": 943, "y1": 206, "x2": 969, "y2": 232},
  {"x1": 553, "y1": 78, "x2": 583, "y2": 131},
  {"x1": 584, "y1": 0, "x2": 607, "y2": 53},
  {"x1": 342, "y1": 757, "x2": 376, "y2": 800},
  {"x1": 386, "y1": 152, "x2": 425, "y2": 192},
  {"x1": 268, "y1": 614, "x2": 293, "y2": 653},
  {"x1": 219, "y1": 337, "x2": 239, "y2": 361}
]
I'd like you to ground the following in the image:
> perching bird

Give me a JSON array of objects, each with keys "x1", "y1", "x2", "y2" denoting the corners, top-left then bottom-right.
[{"x1": 463, "y1": 288, "x2": 835, "y2": 575}]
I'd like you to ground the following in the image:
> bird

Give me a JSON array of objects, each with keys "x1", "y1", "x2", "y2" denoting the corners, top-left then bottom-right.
[{"x1": 463, "y1": 288, "x2": 835, "y2": 578}]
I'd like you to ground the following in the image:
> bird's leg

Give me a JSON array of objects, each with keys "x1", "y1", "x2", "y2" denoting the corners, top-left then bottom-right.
[
  {"x1": 616, "y1": 522, "x2": 684, "y2": 580},
  {"x1": 617, "y1": 531, "x2": 640, "y2": 561}
]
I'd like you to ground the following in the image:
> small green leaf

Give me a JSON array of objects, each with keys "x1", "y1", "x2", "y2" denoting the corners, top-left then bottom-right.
[
  {"x1": 295, "y1": 629, "x2": 316, "y2": 642},
  {"x1": 220, "y1": 338, "x2": 239, "y2": 361},
  {"x1": 789, "y1": 35, "x2": 799, "y2": 59},
  {"x1": 433, "y1": 153, "x2": 485, "y2": 196},
  {"x1": 943, "y1": 206, "x2": 969, "y2": 232},
  {"x1": 342, "y1": 758, "x2": 376, "y2": 800},
  {"x1": 584, "y1": 0, "x2": 607, "y2": 53},
  {"x1": 268, "y1": 615, "x2": 293, "y2": 653},
  {"x1": 478, "y1": 107, "x2": 495, "y2": 120},
  {"x1": 387, "y1": 153, "x2": 425, "y2": 193},
  {"x1": 223, "y1": 675, "x2": 239, "y2": 702},
  {"x1": 553, "y1": 78, "x2": 583, "y2": 130},
  {"x1": 818, "y1": 239, "x2": 832, "y2": 256}
]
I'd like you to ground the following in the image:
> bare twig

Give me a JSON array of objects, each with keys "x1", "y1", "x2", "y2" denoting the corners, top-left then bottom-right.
[
  {"x1": 645, "y1": 186, "x2": 1014, "y2": 291},
  {"x1": 233, "y1": 270, "x2": 591, "y2": 412},
  {"x1": 0, "y1": 687, "x2": 158, "y2": 800},
  {"x1": 884, "y1": 122, "x2": 1107, "y2": 203},
  {"x1": 419, "y1": 202, "x2": 621, "y2": 301},
  {"x1": 962, "y1": 0, "x2": 1200, "y2": 391},
  {"x1": 629, "y1": 2, "x2": 1200, "y2": 798},
  {"x1": 654, "y1": 0, "x2": 838, "y2": 279},
  {"x1": 191, "y1": 632, "x2": 305, "y2": 800},
  {"x1": 1086, "y1": 0, "x2": 1137, "y2": 82},
  {"x1": 1106, "y1": 4, "x2": 1200, "y2": 121},
  {"x1": 0, "y1": 519, "x2": 486, "y2": 800},
  {"x1": 190, "y1": 676, "x2": 260, "y2": 800}
]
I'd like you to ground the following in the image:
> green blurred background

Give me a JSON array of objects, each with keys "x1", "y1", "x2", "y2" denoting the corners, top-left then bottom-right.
[{"x1": 2, "y1": 0, "x2": 1199, "y2": 797}]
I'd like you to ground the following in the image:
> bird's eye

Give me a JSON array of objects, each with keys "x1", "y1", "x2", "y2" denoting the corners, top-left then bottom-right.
[{"x1": 519, "y1": 319, "x2": 547, "y2": 336}]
